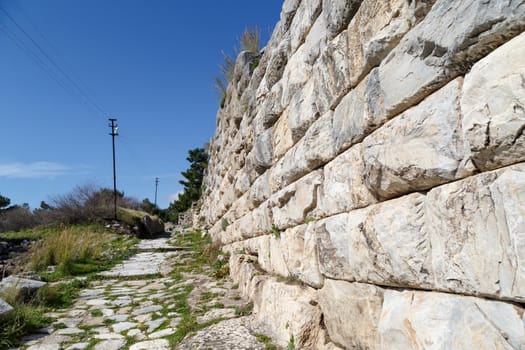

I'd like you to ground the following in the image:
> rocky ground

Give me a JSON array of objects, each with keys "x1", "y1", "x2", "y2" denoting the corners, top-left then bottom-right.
[{"x1": 14, "y1": 228, "x2": 276, "y2": 350}]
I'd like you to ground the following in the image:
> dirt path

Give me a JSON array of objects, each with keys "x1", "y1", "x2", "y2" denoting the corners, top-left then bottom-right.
[{"x1": 18, "y1": 229, "x2": 275, "y2": 350}]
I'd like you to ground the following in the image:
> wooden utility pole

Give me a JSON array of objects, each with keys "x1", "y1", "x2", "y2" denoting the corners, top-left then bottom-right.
[
  {"x1": 154, "y1": 177, "x2": 159, "y2": 208},
  {"x1": 109, "y1": 118, "x2": 119, "y2": 220}
]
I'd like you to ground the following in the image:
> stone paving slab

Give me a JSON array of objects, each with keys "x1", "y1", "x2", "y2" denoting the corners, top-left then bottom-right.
[
  {"x1": 176, "y1": 317, "x2": 266, "y2": 350},
  {"x1": 99, "y1": 252, "x2": 176, "y2": 278}
]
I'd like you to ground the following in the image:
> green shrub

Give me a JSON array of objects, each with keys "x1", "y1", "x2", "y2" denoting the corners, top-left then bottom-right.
[{"x1": 221, "y1": 218, "x2": 229, "y2": 231}]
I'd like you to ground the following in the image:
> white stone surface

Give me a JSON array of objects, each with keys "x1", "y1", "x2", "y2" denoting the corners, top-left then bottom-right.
[
  {"x1": 363, "y1": 78, "x2": 473, "y2": 199},
  {"x1": 316, "y1": 143, "x2": 377, "y2": 217},
  {"x1": 461, "y1": 32, "x2": 525, "y2": 171}
]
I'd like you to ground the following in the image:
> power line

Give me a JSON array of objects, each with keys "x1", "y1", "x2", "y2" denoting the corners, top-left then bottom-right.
[
  {"x1": 0, "y1": 24, "x2": 77, "y2": 101},
  {"x1": 0, "y1": 4, "x2": 107, "y2": 119},
  {"x1": 11, "y1": 2, "x2": 106, "y2": 118}
]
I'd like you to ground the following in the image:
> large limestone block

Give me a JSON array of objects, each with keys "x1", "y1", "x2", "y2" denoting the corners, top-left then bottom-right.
[
  {"x1": 289, "y1": 0, "x2": 322, "y2": 54},
  {"x1": 461, "y1": 32, "x2": 525, "y2": 171},
  {"x1": 248, "y1": 171, "x2": 270, "y2": 208},
  {"x1": 255, "y1": 82, "x2": 284, "y2": 134},
  {"x1": 228, "y1": 192, "x2": 252, "y2": 221},
  {"x1": 331, "y1": 72, "x2": 370, "y2": 153},
  {"x1": 268, "y1": 235, "x2": 290, "y2": 278},
  {"x1": 259, "y1": 38, "x2": 291, "y2": 94},
  {"x1": 314, "y1": 30, "x2": 351, "y2": 112},
  {"x1": 230, "y1": 254, "x2": 268, "y2": 301},
  {"x1": 233, "y1": 170, "x2": 251, "y2": 198},
  {"x1": 281, "y1": 44, "x2": 314, "y2": 108},
  {"x1": 233, "y1": 51, "x2": 261, "y2": 95},
  {"x1": 426, "y1": 163, "x2": 525, "y2": 302},
  {"x1": 316, "y1": 193, "x2": 431, "y2": 289},
  {"x1": 271, "y1": 170, "x2": 323, "y2": 230},
  {"x1": 287, "y1": 79, "x2": 321, "y2": 143},
  {"x1": 375, "y1": 0, "x2": 525, "y2": 121},
  {"x1": 316, "y1": 143, "x2": 377, "y2": 218},
  {"x1": 301, "y1": 13, "x2": 329, "y2": 65},
  {"x1": 271, "y1": 108, "x2": 294, "y2": 162},
  {"x1": 254, "y1": 278, "x2": 322, "y2": 349},
  {"x1": 347, "y1": 0, "x2": 434, "y2": 88},
  {"x1": 319, "y1": 280, "x2": 383, "y2": 349},
  {"x1": 251, "y1": 201, "x2": 272, "y2": 237},
  {"x1": 271, "y1": 112, "x2": 334, "y2": 192},
  {"x1": 363, "y1": 78, "x2": 474, "y2": 200},
  {"x1": 221, "y1": 216, "x2": 244, "y2": 245},
  {"x1": 280, "y1": 224, "x2": 324, "y2": 288},
  {"x1": 378, "y1": 290, "x2": 525, "y2": 350},
  {"x1": 252, "y1": 128, "x2": 273, "y2": 173},
  {"x1": 322, "y1": 0, "x2": 361, "y2": 39}
]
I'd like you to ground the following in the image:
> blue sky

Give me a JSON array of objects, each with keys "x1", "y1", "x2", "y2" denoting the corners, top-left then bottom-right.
[{"x1": 0, "y1": 0, "x2": 282, "y2": 209}]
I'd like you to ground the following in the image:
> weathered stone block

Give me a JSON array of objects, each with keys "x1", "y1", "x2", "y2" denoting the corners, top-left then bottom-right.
[
  {"x1": 322, "y1": 0, "x2": 361, "y2": 39},
  {"x1": 287, "y1": 79, "x2": 321, "y2": 143},
  {"x1": 316, "y1": 143, "x2": 377, "y2": 218},
  {"x1": 254, "y1": 278, "x2": 322, "y2": 349},
  {"x1": 228, "y1": 192, "x2": 252, "y2": 221},
  {"x1": 251, "y1": 201, "x2": 272, "y2": 237},
  {"x1": 347, "y1": 0, "x2": 435, "y2": 88},
  {"x1": 281, "y1": 45, "x2": 314, "y2": 108},
  {"x1": 331, "y1": 73, "x2": 369, "y2": 152},
  {"x1": 280, "y1": 224, "x2": 324, "y2": 288},
  {"x1": 268, "y1": 235, "x2": 290, "y2": 278},
  {"x1": 271, "y1": 170, "x2": 323, "y2": 230},
  {"x1": 316, "y1": 193, "x2": 430, "y2": 289},
  {"x1": 289, "y1": 0, "x2": 322, "y2": 54},
  {"x1": 379, "y1": 289, "x2": 525, "y2": 350},
  {"x1": 248, "y1": 171, "x2": 270, "y2": 208},
  {"x1": 229, "y1": 254, "x2": 267, "y2": 301},
  {"x1": 233, "y1": 170, "x2": 251, "y2": 198},
  {"x1": 270, "y1": 112, "x2": 334, "y2": 192},
  {"x1": 317, "y1": 163, "x2": 525, "y2": 302},
  {"x1": 319, "y1": 280, "x2": 383, "y2": 349},
  {"x1": 258, "y1": 38, "x2": 291, "y2": 95},
  {"x1": 461, "y1": 32, "x2": 525, "y2": 172},
  {"x1": 252, "y1": 128, "x2": 273, "y2": 173},
  {"x1": 314, "y1": 30, "x2": 351, "y2": 112},
  {"x1": 271, "y1": 108, "x2": 294, "y2": 162},
  {"x1": 426, "y1": 163, "x2": 525, "y2": 302},
  {"x1": 363, "y1": 78, "x2": 474, "y2": 200},
  {"x1": 301, "y1": 13, "x2": 328, "y2": 65},
  {"x1": 376, "y1": 0, "x2": 525, "y2": 122}
]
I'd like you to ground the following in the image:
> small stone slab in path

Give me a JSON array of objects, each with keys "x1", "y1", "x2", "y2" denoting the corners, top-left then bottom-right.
[
  {"x1": 176, "y1": 317, "x2": 265, "y2": 350},
  {"x1": 129, "y1": 339, "x2": 170, "y2": 350},
  {"x1": 99, "y1": 252, "x2": 175, "y2": 277}
]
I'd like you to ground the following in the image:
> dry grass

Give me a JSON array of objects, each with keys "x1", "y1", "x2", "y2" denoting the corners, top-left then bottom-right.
[
  {"x1": 240, "y1": 26, "x2": 260, "y2": 53},
  {"x1": 29, "y1": 224, "x2": 112, "y2": 275}
]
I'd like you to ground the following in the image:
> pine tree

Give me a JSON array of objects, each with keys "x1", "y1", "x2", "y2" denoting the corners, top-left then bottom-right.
[{"x1": 169, "y1": 148, "x2": 208, "y2": 220}]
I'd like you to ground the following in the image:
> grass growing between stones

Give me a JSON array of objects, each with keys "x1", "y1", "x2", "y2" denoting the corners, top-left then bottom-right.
[
  {"x1": 0, "y1": 301, "x2": 50, "y2": 349},
  {"x1": 164, "y1": 230, "x2": 236, "y2": 346},
  {"x1": 255, "y1": 333, "x2": 278, "y2": 350},
  {"x1": 0, "y1": 278, "x2": 90, "y2": 349}
]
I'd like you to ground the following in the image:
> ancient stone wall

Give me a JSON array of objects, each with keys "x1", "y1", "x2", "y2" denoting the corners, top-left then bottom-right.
[{"x1": 199, "y1": 0, "x2": 525, "y2": 348}]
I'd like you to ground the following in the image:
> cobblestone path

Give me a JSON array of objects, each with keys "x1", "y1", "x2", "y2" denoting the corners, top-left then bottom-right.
[{"x1": 17, "y1": 230, "x2": 273, "y2": 350}]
